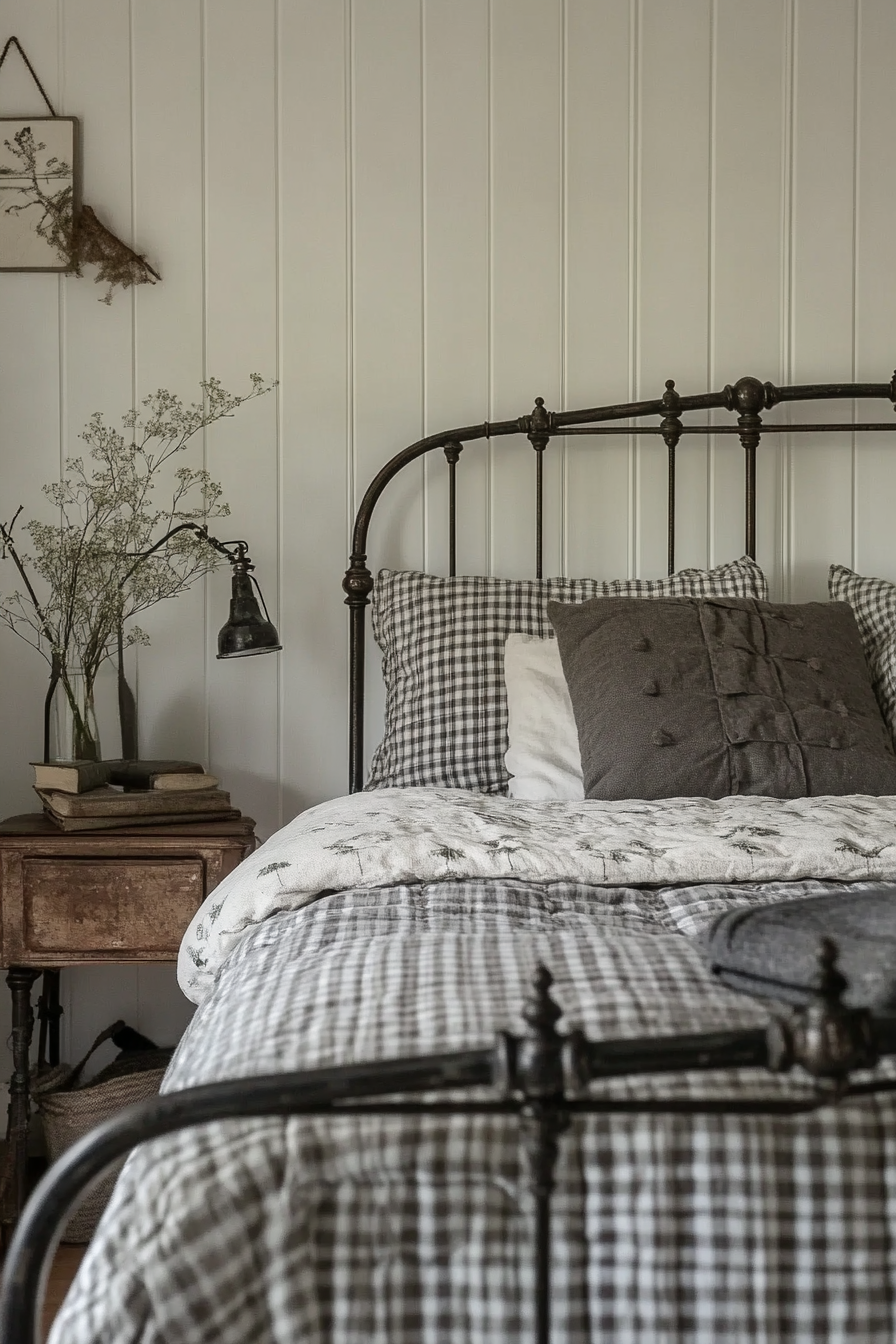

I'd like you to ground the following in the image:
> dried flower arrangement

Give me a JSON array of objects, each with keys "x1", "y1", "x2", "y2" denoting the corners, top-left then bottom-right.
[{"x1": 0, "y1": 375, "x2": 274, "y2": 759}]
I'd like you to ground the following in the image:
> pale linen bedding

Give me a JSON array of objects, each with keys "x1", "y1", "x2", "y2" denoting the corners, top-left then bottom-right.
[{"x1": 51, "y1": 789, "x2": 896, "y2": 1343}]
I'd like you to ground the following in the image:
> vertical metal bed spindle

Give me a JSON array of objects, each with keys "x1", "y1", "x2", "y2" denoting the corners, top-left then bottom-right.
[
  {"x1": 528, "y1": 397, "x2": 551, "y2": 579},
  {"x1": 660, "y1": 380, "x2": 682, "y2": 575},
  {"x1": 444, "y1": 441, "x2": 462, "y2": 577}
]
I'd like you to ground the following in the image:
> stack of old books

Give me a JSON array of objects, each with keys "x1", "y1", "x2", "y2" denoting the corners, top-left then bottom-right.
[{"x1": 31, "y1": 759, "x2": 240, "y2": 831}]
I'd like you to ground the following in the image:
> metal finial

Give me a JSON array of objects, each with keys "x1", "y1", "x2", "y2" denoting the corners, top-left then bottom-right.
[
  {"x1": 523, "y1": 964, "x2": 563, "y2": 1039},
  {"x1": 816, "y1": 935, "x2": 848, "y2": 1005}
]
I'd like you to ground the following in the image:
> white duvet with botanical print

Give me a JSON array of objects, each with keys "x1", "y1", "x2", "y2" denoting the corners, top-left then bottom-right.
[{"x1": 178, "y1": 787, "x2": 896, "y2": 1003}]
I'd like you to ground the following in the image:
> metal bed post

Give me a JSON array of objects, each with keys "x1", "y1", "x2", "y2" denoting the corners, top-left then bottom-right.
[{"x1": 659, "y1": 379, "x2": 682, "y2": 575}]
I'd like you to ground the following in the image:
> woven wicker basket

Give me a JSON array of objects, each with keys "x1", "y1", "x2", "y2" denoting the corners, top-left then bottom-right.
[{"x1": 33, "y1": 1021, "x2": 173, "y2": 1242}]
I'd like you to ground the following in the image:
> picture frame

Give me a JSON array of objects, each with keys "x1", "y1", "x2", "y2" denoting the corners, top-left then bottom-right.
[{"x1": 0, "y1": 116, "x2": 79, "y2": 272}]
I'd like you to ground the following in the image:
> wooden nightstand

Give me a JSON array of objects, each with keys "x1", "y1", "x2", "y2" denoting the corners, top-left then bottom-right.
[{"x1": 0, "y1": 813, "x2": 256, "y2": 1224}]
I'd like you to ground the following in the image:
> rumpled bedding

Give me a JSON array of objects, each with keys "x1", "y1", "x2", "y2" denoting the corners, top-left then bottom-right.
[
  {"x1": 51, "y1": 790, "x2": 896, "y2": 1343},
  {"x1": 179, "y1": 787, "x2": 896, "y2": 1001}
]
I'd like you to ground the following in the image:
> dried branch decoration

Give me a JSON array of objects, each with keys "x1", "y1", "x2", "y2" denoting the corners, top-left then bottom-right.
[
  {"x1": 72, "y1": 204, "x2": 161, "y2": 304},
  {"x1": 0, "y1": 123, "x2": 73, "y2": 257}
]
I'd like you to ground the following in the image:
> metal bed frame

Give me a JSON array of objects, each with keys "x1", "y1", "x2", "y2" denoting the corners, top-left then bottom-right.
[
  {"x1": 342, "y1": 372, "x2": 896, "y2": 792},
  {"x1": 4, "y1": 373, "x2": 896, "y2": 1344}
]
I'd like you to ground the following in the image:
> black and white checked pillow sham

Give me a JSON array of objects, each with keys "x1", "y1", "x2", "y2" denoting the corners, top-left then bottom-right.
[
  {"x1": 366, "y1": 557, "x2": 769, "y2": 795},
  {"x1": 830, "y1": 563, "x2": 896, "y2": 747}
]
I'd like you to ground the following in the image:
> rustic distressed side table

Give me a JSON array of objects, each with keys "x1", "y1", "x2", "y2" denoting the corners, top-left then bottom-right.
[{"x1": 0, "y1": 813, "x2": 256, "y2": 1225}]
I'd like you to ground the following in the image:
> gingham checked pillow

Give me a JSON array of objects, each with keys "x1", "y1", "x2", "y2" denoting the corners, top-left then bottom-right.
[
  {"x1": 829, "y1": 563, "x2": 896, "y2": 747},
  {"x1": 367, "y1": 557, "x2": 769, "y2": 794}
]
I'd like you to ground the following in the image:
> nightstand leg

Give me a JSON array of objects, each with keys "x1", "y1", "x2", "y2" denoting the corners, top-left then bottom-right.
[
  {"x1": 37, "y1": 969, "x2": 63, "y2": 1068},
  {"x1": 3, "y1": 967, "x2": 41, "y2": 1223}
]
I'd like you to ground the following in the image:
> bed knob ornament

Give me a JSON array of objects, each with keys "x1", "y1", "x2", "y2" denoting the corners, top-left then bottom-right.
[
  {"x1": 519, "y1": 395, "x2": 555, "y2": 441},
  {"x1": 765, "y1": 938, "x2": 878, "y2": 1081},
  {"x1": 342, "y1": 555, "x2": 374, "y2": 605},
  {"x1": 494, "y1": 964, "x2": 585, "y2": 1100}
]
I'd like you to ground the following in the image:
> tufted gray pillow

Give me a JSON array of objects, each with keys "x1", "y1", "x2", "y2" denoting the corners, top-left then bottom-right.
[{"x1": 547, "y1": 596, "x2": 896, "y2": 800}]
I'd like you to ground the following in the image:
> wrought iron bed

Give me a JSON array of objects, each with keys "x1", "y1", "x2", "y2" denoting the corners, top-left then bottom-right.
[{"x1": 4, "y1": 373, "x2": 896, "y2": 1344}]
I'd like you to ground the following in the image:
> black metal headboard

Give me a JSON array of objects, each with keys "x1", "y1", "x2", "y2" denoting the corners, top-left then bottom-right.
[{"x1": 342, "y1": 373, "x2": 896, "y2": 794}]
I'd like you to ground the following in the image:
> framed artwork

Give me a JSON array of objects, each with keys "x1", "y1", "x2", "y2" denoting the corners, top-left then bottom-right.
[{"x1": 0, "y1": 116, "x2": 79, "y2": 271}]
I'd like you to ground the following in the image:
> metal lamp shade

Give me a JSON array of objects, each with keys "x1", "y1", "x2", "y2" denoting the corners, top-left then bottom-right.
[{"x1": 216, "y1": 568, "x2": 281, "y2": 659}]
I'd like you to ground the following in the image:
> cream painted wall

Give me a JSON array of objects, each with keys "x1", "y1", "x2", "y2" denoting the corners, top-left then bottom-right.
[{"x1": 1, "y1": 0, "x2": 895, "y2": 1089}]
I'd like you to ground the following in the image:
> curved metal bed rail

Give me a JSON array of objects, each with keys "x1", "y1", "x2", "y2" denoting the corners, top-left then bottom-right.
[
  {"x1": 342, "y1": 373, "x2": 896, "y2": 793},
  {"x1": 5, "y1": 949, "x2": 896, "y2": 1344}
]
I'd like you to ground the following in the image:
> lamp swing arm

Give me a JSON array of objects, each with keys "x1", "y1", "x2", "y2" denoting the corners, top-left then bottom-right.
[
  {"x1": 114, "y1": 523, "x2": 280, "y2": 667},
  {"x1": 117, "y1": 522, "x2": 253, "y2": 593}
]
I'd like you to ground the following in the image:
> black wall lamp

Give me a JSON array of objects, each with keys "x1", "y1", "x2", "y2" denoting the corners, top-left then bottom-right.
[{"x1": 125, "y1": 524, "x2": 282, "y2": 659}]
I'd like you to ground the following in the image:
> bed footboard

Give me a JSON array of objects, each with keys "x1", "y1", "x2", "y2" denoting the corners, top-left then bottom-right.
[{"x1": 4, "y1": 943, "x2": 896, "y2": 1344}]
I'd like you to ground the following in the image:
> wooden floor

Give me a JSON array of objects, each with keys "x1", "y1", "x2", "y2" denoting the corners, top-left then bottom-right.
[
  {"x1": 0, "y1": 1241, "x2": 85, "y2": 1341},
  {"x1": 42, "y1": 1244, "x2": 86, "y2": 1337}
]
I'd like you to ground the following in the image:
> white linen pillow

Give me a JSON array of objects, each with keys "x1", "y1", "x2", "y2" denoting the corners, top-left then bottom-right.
[{"x1": 504, "y1": 633, "x2": 584, "y2": 801}]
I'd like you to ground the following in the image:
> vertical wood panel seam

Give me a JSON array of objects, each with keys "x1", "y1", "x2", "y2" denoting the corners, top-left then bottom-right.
[
  {"x1": 850, "y1": 0, "x2": 860, "y2": 570},
  {"x1": 560, "y1": 0, "x2": 568, "y2": 575},
  {"x1": 487, "y1": 0, "x2": 494, "y2": 575},
  {"x1": 127, "y1": 0, "x2": 139, "y2": 752},
  {"x1": 782, "y1": 0, "x2": 795, "y2": 600},
  {"x1": 420, "y1": 0, "x2": 428, "y2": 571},
  {"x1": 628, "y1": 0, "x2": 640, "y2": 577},
  {"x1": 57, "y1": 0, "x2": 70, "y2": 1063},
  {"x1": 274, "y1": 0, "x2": 284, "y2": 827},
  {"x1": 128, "y1": 0, "x2": 137, "y2": 413},
  {"x1": 200, "y1": 0, "x2": 211, "y2": 758},
  {"x1": 57, "y1": 0, "x2": 66, "y2": 482},
  {"x1": 706, "y1": 0, "x2": 717, "y2": 568},
  {"x1": 346, "y1": 0, "x2": 356, "y2": 535}
]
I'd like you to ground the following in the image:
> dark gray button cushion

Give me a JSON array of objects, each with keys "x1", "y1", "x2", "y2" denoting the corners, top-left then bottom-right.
[{"x1": 547, "y1": 596, "x2": 896, "y2": 800}]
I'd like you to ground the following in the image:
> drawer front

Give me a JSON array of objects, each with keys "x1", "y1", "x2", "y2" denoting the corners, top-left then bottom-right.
[{"x1": 22, "y1": 858, "x2": 204, "y2": 954}]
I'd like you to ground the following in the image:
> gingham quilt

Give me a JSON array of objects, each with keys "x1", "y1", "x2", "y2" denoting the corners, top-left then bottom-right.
[{"x1": 54, "y1": 873, "x2": 896, "y2": 1343}]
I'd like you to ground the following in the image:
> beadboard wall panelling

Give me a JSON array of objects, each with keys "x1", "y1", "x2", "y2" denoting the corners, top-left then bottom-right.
[
  {"x1": 1, "y1": 0, "x2": 895, "y2": 1079},
  {"x1": 636, "y1": 1, "x2": 713, "y2": 579},
  {"x1": 352, "y1": 0, "x2": 425, "y2": 767},
  {"x1": 563, "y1": 0, "x2": 633, "y2": 583},
  {"x1": 130, "y1": 0, "x2": 206, "y2": 772},
  {"x1": 124, "y1": 0, "x2": 209, "y2": 1065},
  {"x1": 489, "y1": 0, "x2": 564, "y2": 581},
  {"x1": 204, "y1": 0, "x2": 281, "y2": 841},
  {"x1": 421, "y1": 0, "x2": 491, "y2": 581},
  {"x1": 709, "y1": 0, "x2": 787, "y2": 592},
  {"x1": 852, "y1": 0, "x2": 896, "y2": 583},
  {"x1": 788, "y1": 0, "x2": 859, "y2": 602},
  {"x1": 278, "y1": 0, "x2": 351, "y2": 816}
]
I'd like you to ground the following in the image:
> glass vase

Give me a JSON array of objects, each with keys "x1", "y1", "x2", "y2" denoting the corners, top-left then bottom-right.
[{"x1": 50, "y1": 671, "x2": 101, "y2": 762}]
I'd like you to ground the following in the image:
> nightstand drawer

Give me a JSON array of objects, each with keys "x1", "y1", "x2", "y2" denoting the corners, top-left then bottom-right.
[{"x1": 22, "y1": 858, "x2": 204, "y2": 954}]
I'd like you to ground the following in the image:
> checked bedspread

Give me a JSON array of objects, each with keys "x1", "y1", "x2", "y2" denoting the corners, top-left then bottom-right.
[{"x1": 52, "y1": 877, "x2": 896, "y2": 1343}]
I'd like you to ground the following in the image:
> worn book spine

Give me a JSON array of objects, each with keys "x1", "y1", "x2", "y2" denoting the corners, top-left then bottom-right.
[
  {"x1": 105, "y1": 763, "x2": 202, "y2": 790},
  {"x1": 151, "y1": 772, "x2": 220, "y2": 792},
  {"x1": 30, "y1": 760, "x2": 110, "y2": 793},
  {"x1": 105, "y1": 760, "x2": 204, "y2": 790},
  {"x1": 41, "y1": 807, "x2": 242, "y2": 832},
  {"x1": 35, "y1": 786, "x2": 232, "y2": 818}
]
